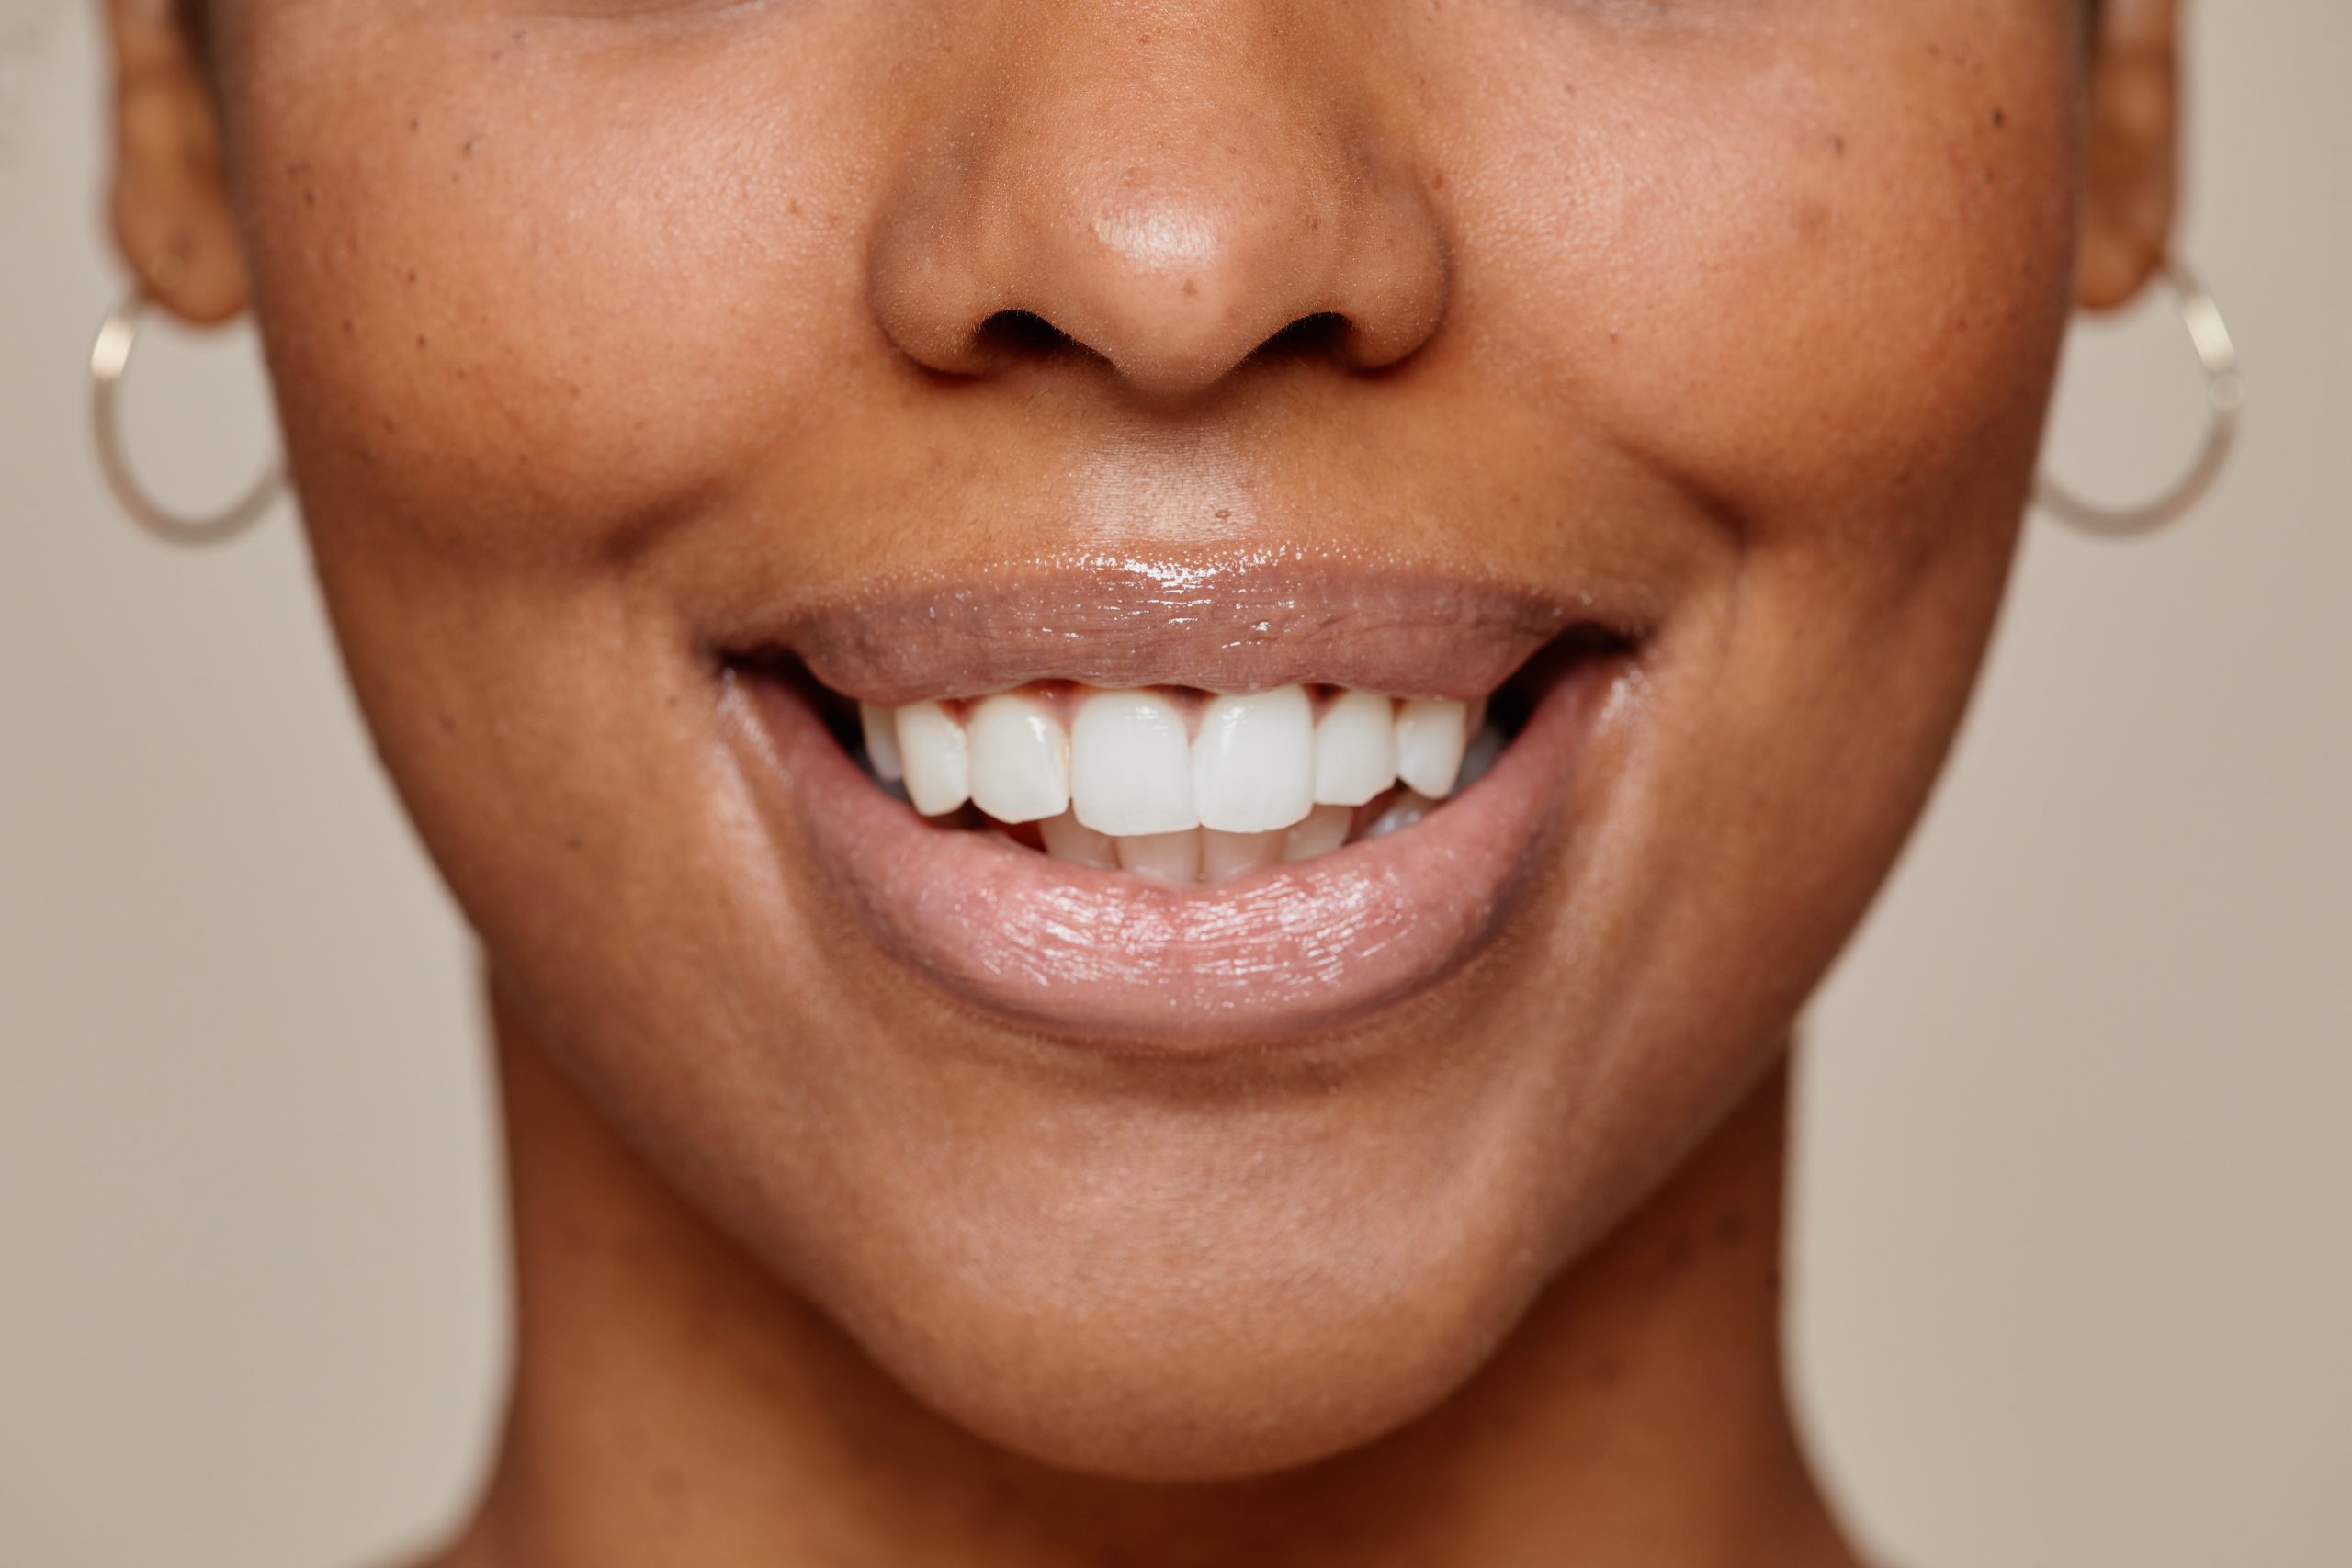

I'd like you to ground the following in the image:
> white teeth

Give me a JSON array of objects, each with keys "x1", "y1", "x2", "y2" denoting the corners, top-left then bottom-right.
[
  {"x1": 1039, "y1": 810, "x2": 1119, "y2": 869},
  {"x1": 865, "y1": 680, "x2": 1505, "y2": 867},
  {"x1": 966, "y1": 692, "x2": 1070, "y2": 825},
  {"x1": 1115, "y1": 829, "x2": 1202, "y2": 885},
  {"x1": 1071, "y1": 690, "x2": 1198, "y2": 836},
  {"x1": 1200, "y1": 829, "x2": 1283, "y2": 884},
  {"x1": 895, "y1": 700, "x2": 970, "y2": 817},
  {"x1": 859, "y1": 703, "x2": 904, "y2": 783},
  {"x1": 1395, "y1": 698, "x2": 1469, "y2": 799},
  {"x1": 1313, "y1": 688, "x2": 1398, "y2": 807},
  {"x1": 1192, "y1": 686, "x2": 1315, "y2": 834},
  {"x1": 1282, "y1": 803, "x2": 1352, "y2": 863},
  {"x1": 1363, "y1": 790, "x2": 1440, "y2": 840}
]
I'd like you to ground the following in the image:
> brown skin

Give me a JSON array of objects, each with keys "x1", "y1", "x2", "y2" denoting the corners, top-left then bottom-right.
[{"x1": 101, "y1": 0, "x2": 2179, "y2": 1562}]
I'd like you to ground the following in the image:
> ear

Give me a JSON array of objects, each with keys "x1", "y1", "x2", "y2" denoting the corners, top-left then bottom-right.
[
  {"x1": 2077, "y1": 0, "x2": 2181, "y2": 311},
  {"x1": 100, "y1": 0, "x2": 248, "y2": 324}
]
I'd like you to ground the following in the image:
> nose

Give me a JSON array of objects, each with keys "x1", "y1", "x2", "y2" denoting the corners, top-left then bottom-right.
[{"x1": 865, "y1": 6, "x2": 1451, "y2": 404}]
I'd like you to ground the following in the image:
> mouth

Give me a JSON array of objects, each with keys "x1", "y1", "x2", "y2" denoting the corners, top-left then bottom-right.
[{"x1": 718, "y1": 553, "x2": 1644, "y2": 1050}]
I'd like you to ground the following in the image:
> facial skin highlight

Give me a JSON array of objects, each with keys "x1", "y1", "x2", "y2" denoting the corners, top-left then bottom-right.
[{"x1": 102, "y1": 0, "x2": 2179, "y2": 1556}]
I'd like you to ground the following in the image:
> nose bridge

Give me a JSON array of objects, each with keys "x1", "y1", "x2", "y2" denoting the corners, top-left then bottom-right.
[{"x1": 867, "y1": 0, "x2": 1447, "y2": 401}]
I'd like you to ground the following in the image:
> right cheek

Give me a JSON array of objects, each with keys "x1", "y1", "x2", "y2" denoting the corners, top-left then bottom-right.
[{"x1": 231, "y1": 44, "x2": 867, "y2": 572}]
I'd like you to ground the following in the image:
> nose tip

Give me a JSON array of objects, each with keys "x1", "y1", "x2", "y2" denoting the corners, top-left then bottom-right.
[{"x1": 866, "y1": 55, "x2": 1450, "y2": 404}]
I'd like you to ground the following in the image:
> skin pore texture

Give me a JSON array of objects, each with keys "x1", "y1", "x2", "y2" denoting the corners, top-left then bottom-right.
[{"x1": 101, "y1": 0, "x2": 2179, "y2": 1563}]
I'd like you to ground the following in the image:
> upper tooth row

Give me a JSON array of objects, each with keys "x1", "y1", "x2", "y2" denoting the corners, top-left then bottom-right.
[{"x1": 858, "y1": 686, "x2": 1480, "y2": 835}]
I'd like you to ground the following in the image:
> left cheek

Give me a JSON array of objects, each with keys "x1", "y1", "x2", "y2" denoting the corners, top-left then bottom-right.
[
  {"x1": 1636, "y1": 86, "x2": 2081, "y2": 554},
  {"x1": 1462, "y1": 24, "x2": 2082, "y2": 565}
]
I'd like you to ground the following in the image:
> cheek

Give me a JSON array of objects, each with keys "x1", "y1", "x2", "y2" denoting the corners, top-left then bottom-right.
[
  {"x1": 1453, "y1": 4, "x2": 2083, "y2": 551},
  {"x1": 227, "y1": 10, "x2": 888, "y2": 568},
  {"x1": 1422, "y1": 7, "x2": 2089, "y2": 1103}
]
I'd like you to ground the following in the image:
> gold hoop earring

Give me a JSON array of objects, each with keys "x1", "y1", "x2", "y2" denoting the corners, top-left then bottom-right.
[
  {"x1": 2037, "y1": 256, "x2": 2245, "y2": 539},
  {"x1": 88, "y1": 286, "x2": 285, "y2": 547}
]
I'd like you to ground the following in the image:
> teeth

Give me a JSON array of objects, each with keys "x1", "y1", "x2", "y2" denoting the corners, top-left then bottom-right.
[
  {"x1": 1395, "y1": 698, "x2": 1469, "y2": 799},
  {"x1": 895, "y1": 700, "x2": 970, "y2": 817},
  {"x1": 1282, "y1": 804, "x2": 1352, "y2": 863},
  {"x1": 1192, "y1": 686, "x2": 1315, "y2": 834},
  {"x1": 1200, "y1": 829, "x2": 1283, "y2": 883},
  {"x1": 859, "y1": 703, "x2": 904, "y2": 783},
  {"x1": 865, "y1": 681, "x2": 1506, "y2": 869},
  {"x1": 1313, "y1": 689, "x2": 1398, "y2": 807},
  {"x1": 1115, "y1": 829, "x2": 1203, "y2": 884},
  {"x1": 1070, "y1": 689, "x2": 1198, "y2": 836},
  {"x1": 1363, "y1": 790, "x2": 1440, "y2": 840},
  {"x1": 1039, "y1": 810, "x2": 1119, "y2": 869},
  {"x1": 967, "y1": 692, "x2": 1070, "y2": 825}
]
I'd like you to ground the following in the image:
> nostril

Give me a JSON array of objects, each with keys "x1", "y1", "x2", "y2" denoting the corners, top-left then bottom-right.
[
  {"x1": 969, "y1": 307, "x2": 1360, "y2": 380},
  {"x1": 975, "y1": 309, "x2": 1079, "y2": 362},
  {"x1": 1251, "y1": 311, "x2": 1351, "y2": 367}
]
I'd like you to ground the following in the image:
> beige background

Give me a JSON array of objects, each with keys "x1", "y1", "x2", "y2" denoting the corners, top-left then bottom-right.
[{"x1": 4, "y1": 3, "x2": 2346, "y2": 1563}]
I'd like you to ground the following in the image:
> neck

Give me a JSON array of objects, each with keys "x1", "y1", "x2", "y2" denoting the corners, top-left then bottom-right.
[{"x1": 448, "y1": 990, "x2": 1855, "y2": 1568}]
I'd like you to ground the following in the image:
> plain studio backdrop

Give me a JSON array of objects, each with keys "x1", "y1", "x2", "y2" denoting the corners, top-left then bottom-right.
[{"x1": 3, "y1": 4, "x2": 2346, "y2": 1564}]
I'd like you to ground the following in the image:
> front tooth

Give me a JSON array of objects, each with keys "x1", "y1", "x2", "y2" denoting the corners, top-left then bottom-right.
[
  {"x1": 859, "y1": 703, "x2": 905, "y2": 783},
  {"x1": 1395, "y1": 698, "x2": 1469, "y2": 798},
  {"x1": 1193, "y1": 686, "x2": 1315, "y2": 834},
  {"x1": 1039, "y1": 810, "x2": 1119, "y2": 869},
  {"x1": 1072, "y1": 690, "x2": 1198, "y2": 836},
  {"x1": 1115, "y1": 829, "x2": 1202, "y2": 885},
  {"x1": 895, "y1": 700, "x2": 969, "y2": 817},
  {"x1": 967, "y1": 692, "x2": 1070, "y2": 825},
  {"x1": 1313, "y1": 689, "x2": 1399, "y2": 807},
  {"x1": 1200, "y1": 829, "x2": 1282, "y2": 883},
  {"x1": 1282, "y1": 803, "x2": 1351, "y2": 863}
]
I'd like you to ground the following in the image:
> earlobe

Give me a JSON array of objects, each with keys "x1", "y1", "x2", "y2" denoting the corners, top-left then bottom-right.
[
  {"x1": 2075, "y1": 0, "x2": 2179, "y2": 312},
  {"x1": 101, "y1": 0, "x2": 247, "y2": 324}
]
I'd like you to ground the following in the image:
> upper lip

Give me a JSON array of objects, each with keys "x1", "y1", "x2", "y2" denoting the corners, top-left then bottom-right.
[{"x1": 714, "y1": 545, "x2": 1660, "y2": 705}]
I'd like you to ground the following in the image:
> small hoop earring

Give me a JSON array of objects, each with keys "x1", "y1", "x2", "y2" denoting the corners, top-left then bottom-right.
[
  {"x1": 2036, "y1": 256, "x2": 2245, "y2": 539},
  {"x1": 88, "y1": 286, "x2": 285, "y2": 547}
]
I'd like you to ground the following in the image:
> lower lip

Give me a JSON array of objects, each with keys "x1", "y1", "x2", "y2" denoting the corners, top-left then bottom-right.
[{"x1": 731, "y1": 662, "x2": 1613, "y2": 1052}]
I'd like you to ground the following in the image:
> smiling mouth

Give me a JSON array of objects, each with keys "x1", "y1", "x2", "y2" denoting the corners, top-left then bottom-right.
[
  {"x1": 760, "y1": 666, "x2": 1554, "y2": 885},
  {"x1": 716, "y1": 553, "x2": 1645, "y2": 1048}
]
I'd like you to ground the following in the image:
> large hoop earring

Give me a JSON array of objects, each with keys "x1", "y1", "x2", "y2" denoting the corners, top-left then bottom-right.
[
  {"x1": 88, "y1": 287, "x2": 285, "y2": 547},
  {"x1": 2036, "y1": 256, "x2": 2244, "y2": 539}
]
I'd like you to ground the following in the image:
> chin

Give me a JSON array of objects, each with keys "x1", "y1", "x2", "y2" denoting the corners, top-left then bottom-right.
[{"x1": 825, "y1": 1211, "x2": 1541, "y2": 1483}]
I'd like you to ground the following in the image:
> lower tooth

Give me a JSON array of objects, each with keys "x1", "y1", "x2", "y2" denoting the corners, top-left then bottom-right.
[
  {"x1": 1363, "y1": 791, "x2": 1439, "y2": 840},
  {"x1": 1039, "y1": 810, "x2": 1119, "y2": 869},
  {"x1": 1282, "y1": 804, "x2": 1351, "y2": 863},
  {"x1": 1200, "y1": 829, "x2": 1282, "y2": 883},
  {"x1": 1115, "y1": 829, "x2": 1202, "y2": 885}
]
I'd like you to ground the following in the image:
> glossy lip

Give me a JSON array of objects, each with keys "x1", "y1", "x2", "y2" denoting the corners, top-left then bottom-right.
[
  {"x1": 724, "y1": 644, "x2": 1622, "y2": 1051},
  {"x1": 710, "y1": 546, "x2": 1659, "y2": 705}
]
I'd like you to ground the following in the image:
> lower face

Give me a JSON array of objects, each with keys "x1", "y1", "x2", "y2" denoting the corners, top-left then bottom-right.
[{"x1": 217, "y1": 0, "x2": 2079, "y2": 1477}]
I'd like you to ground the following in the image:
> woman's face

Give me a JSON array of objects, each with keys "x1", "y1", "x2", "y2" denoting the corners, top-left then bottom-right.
[{"x1": 122, "y1": 0, "x2": 2154, "y2": 1480}]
